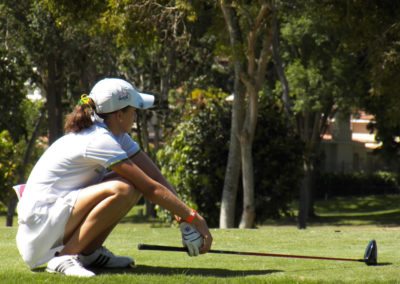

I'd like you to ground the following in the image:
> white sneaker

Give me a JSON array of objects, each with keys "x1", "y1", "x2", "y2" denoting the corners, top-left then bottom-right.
[
  {"x1": 46, "y1": 255, "x2": 95, "y2": 277},
  {"x1": 80, "y1": 246, "x2": 134, "y2": 268}
]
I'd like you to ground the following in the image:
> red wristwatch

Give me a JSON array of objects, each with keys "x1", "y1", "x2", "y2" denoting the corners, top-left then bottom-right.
[{"x1": 185, "y1": 209, "x2": 197, "y2": 224}]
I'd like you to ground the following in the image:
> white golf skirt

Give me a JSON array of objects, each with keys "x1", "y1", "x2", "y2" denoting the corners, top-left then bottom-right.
[{"x1": 16, "y1": 189, "x2": 80, "y2": 269}]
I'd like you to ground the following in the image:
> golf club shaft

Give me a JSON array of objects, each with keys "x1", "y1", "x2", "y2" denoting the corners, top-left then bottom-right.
[{"x1": 138, "y1": 244, "x2": 364, "y2": 263}]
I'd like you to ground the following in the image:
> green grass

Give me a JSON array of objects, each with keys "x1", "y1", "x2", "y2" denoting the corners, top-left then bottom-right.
[{"x1": 2, "y1": 195, "x2": 400, "y2": 283}]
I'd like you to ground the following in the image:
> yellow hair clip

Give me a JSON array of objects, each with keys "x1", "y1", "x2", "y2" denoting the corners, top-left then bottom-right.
[{"x1": 78, "y1": 94, "x2": 91, "y2": 106}]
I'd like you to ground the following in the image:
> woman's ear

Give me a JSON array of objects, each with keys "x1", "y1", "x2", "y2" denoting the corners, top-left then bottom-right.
[{"x1": 116, "y1": 110, "x2": 124, "y2": 121}]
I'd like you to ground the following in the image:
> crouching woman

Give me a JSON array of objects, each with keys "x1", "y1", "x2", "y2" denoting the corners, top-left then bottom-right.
[{"x1": 16, "y1": 78, "x2": 212, "y2": 277}]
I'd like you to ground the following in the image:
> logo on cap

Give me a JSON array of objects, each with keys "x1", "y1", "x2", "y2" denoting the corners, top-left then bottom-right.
[{"x1": 118, "y1": 89, "x2": 129, "y2": 101}]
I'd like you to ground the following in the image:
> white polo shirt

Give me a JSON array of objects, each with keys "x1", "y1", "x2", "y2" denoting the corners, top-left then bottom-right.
[{"x1": 16, "y1": 122, "x2": 140, "y2": 268}]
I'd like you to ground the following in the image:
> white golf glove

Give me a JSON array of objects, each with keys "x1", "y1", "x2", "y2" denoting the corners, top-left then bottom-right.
[{"x1": 179, "y1": 222, "x2": 203, "y2": 256}]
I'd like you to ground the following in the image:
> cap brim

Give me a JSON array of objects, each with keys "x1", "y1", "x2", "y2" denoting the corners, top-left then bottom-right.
[{"x1": 136, "y1": 92, "x2": 155, "y2": 109}]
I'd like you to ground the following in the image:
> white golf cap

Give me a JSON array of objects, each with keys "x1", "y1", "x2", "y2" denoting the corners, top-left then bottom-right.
[{"x1": 88, "y1": 78, "x2": 155, "y2": 113}]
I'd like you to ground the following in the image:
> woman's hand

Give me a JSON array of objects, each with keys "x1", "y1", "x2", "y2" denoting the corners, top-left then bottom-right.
[{"x1": 191, "y1": 213, "x2": 213, "y2": 254}]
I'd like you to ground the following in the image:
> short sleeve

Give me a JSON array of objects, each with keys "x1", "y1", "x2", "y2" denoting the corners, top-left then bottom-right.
[
  {"x1": 117, "y1": 133, "x2": 141, "y2": 157},
  {"x1": 85, "y1": 133, "x2": 129, "y2": 168}
]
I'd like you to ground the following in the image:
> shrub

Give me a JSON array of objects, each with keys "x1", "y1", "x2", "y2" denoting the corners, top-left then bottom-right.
[
  {"x1": 157, "y1": 92, "x2": 230, "y2": 227},
  {"x1": 157, "y1": 89, "x2": 304, "y2": 226},
  {"x1": 253, "y1": 98, "x2": 304, "y2": 220},
  {"x1": 315, "y1": 171, "x2": 400, "y2": 198},
  {"x1": 0, "y1": 130, "x2": 18, "y2": 206}
]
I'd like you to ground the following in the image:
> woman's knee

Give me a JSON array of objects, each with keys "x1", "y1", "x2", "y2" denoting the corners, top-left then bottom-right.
[{"x1": 109, "y1": 180, "x2": 142, "y2": 205}]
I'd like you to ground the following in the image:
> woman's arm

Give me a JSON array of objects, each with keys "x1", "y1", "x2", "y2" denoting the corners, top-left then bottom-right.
[
  {"x1": 111, "y1": 159, "x2": 212, "y2": 253},
  {"x1": 129, "y1": 151, "x2": 177, "y2": 195}
]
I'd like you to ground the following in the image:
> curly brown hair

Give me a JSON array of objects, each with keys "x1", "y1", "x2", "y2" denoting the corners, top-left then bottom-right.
[{"x1": 64, "y1": 99, "x2": 96, "y2": 133}]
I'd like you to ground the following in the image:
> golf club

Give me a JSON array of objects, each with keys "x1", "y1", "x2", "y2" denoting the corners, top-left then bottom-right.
[{"x1": 138, "y1": 239, "x2": 377, "y2": 266}]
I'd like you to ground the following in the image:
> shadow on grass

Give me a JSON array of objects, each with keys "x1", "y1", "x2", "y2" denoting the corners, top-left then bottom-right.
[
  {"x1": 309, "y1": 211, "x2": 400, "y2": 227},
  {"x1": 32, "y1": 266, "x2": 282, "y2": 277},
  {"x1": 268, "y1": 211, "x2": 400, "y2": 227},
  {"x1": 290, "y1": 262, "x2": 392, "y2": 274},
  {"x1": 311, "y1": 195, "x2": 400, "y2": 227},
  {"x1": 374, "y1": 262, "x2": 392, "y2": 266},
  {"x1": 93, "y1": 265, "x2": 282, "y2": 277},
  {"x1": 264, "y1": 195, "x2": 400, "y2": 227}
]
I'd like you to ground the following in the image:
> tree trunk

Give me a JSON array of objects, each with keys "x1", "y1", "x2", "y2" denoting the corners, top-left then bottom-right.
[
  {"x1": 136, "y1": 111, "x2": 156, "y2": 218},
  {"x1": 239, "y1": 140, "x2": 255, "y2": 228},
  {"x1": 45, "y1": 54, "x2": 64, "y2": 144},
  {"x1": 220, "y1": 0, "x2": 272, "y2": 228},
  {"x1": 238, "y1": 84, "x2": 258, "y2": 228},
  {"x1": 298, "y1": 159, "x2": 312, "y2": 229},
  {"x1": 219, "y1": 0, "x2": 245, "y2": 228},
  {"x1": 219, "y1": 69, "x2": 244, "y2": 227},
  {"x1": 139, "y1": 111, "x2": 151, "y2": 154},
  {"x1": 144, "y1": 114, "x2": 156, "y2": 218},
  {"x1": 6, "y1": 198, "x2": 17, "y2": 227},
  {"x1": 307, "y1": 166, "x2": 317, "y2": 218},
  {"x1": 271, "y1": 9, "x2": 291, "y2": 117},
  {"x1": 297, "y1": 111, "x2": 324, "y2": 228},
  {"x1": 219, "y1": 136, "x2": 241, "y2": 228}
]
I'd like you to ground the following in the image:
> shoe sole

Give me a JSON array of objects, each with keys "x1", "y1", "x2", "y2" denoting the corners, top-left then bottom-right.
[
  {"x1": 45, "y1": 268, "x2": 59, "y2": 274},
  {"x1": 45, "y1": 267, "x2": 95, "y2": 277}
]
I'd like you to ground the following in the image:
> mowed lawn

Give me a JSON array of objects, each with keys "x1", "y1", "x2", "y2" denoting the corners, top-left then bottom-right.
[{"x1": 1, "y1": 195, "x2": 400, "y2": 283}]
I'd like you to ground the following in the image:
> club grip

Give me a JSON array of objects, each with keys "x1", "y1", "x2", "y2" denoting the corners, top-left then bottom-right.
[{"x1": 138, "y1": 244, "x2": 187, "y2": 252}]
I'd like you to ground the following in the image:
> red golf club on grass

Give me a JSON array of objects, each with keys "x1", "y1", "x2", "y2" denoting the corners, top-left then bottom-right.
[{"x1": 138, "y1": 239, "x2": 377, "y2": 266}]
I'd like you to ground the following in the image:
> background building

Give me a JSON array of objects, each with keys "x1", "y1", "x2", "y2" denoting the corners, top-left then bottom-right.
[{"x1": 320, "y1": 111, "x2": 383, "y2": 173}]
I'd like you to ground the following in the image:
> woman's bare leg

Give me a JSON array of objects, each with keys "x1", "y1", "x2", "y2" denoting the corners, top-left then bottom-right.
[{"x1": 60, "y1": 179, "x2": 142, "y2": 256}]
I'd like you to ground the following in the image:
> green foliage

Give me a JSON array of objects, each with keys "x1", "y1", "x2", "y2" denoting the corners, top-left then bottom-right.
[
  {"x1": 157, "y1": 90, "x2": 231, "y2": 226},
  {"x1": 0, "y1": 4, "x2": 46, "y2": 206},
  {"x1": 315, "y1": 171, "x2": 400, "y2": 198},
  {"x1": 96, "y1": 1, "x2": 229, "y2": 103},
  {"x1": 253, "y1": 96, "x2": 304, "y2": 220},
  {"x1": 276, "y1": 4, "x2": 368, "y2": 117},
  {"x1": 42, "y1": 0, "x2": 107, "y2": 23},
  {"x1": 293, "y1": 1, "x2": 400, "y2": 170},
  {"x1": 157, "y1": 89, "x2": 303, "y2": 226},
  {"x1": 0, "y1": 131, "x2": 18, "y2": 204},
  {"x1": 0, "y1": 47, "x2": 31, "y2": 142},
  {"x1": 0, "y1": 98, "x2": 44, "y2": 206}
]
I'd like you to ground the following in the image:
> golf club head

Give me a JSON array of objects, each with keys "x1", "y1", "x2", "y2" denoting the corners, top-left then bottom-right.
[{"x1": 364, "y1": 239, "x2": 377, "y2": 265}]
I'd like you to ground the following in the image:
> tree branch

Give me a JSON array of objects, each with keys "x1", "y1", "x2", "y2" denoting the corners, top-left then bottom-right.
[
  {"x1": 271, "y1": 3, "x2": 292, "y2": 116},
  {"x1": 256, "y1": 22, "x2": 273, "y2": 88},
  {"x1": 247, "y1": 3, "x2": 271, "y2": 76}
]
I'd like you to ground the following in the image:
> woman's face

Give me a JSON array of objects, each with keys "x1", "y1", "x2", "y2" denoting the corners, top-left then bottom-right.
[{"x1": 118, "y1": 106, "x2": 137, "y2": 133}]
